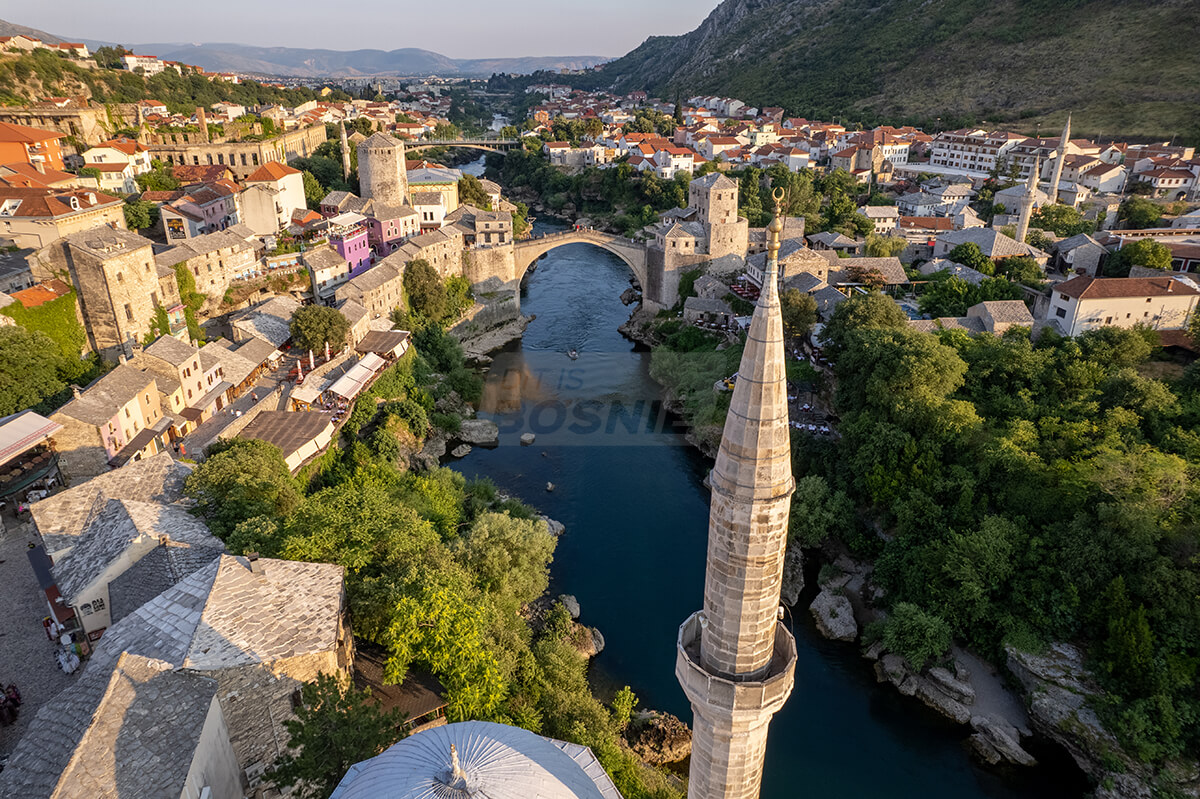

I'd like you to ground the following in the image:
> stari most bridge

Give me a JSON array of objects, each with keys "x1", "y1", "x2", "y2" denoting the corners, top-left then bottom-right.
[
  {"x1": 405, "y1": 139, "x2": 520, "y2": 153},
  {"x1": 514, "y1": 228, "x2": 677, "y2": 308}
]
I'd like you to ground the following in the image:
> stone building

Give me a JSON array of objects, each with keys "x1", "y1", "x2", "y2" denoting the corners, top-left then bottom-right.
[
  {"x1": 0, "y1": 100, "x2": 139, "y2": 148},
  {"x1": 30, "y1": 227, "x2": 181, "y2": 360},
  {"x1": 676, "y1": 201, "x2": 797, "y2": 799},
  {"x1": 50, "y1": 364, "x2": 170, "y2": 481},
  {"x1": 0, "y1": 553, "x2": 351, "y2": 797},
  {"x1": 156, "y1": 226, "x2": 259, "y2": 296},
  {"x1": 358, "y1": 132, "x2": 409, "y2": 207},
  {"x1": 133, "y1": 333, "x2": 230, "y2": 435},
  {"x1": 146, "y1": 124, "x2": 328, "y2": 181},
  {"x1": 335, "y1": 256, "x2": 405, "y2": 318},
  {"x1": 0, "y1": 186, "x2": 127, "y2": 249},
  {"x1": 240, "y1": 160, "x2": 306, "y2": 234}
]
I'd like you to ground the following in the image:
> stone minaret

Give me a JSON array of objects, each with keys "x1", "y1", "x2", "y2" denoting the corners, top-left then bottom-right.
[
  {"x1": 357, "y1": 132, "x2": 408, "y2": 206},
  {"x1": 339, "y1": 122, "x2": 352, "y2": 181},
  {"x1": 1015, "y1": 155, "x2": 1040, "y2": 245},
  {"x1": 676, "y1": 188, "x2": 798, "y2": 799},
  {"x1": 1048, "y1": 114, "x2": 1071, "y2": 204}
]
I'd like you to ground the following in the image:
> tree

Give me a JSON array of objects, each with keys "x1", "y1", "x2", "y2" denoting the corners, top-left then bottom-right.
[
  {"x1": 1118, "y1": 197, "x2": 1162, "y2": 230},
  {"x1": 780, "y1": 288, "x2": 818, "y2": 339},
  {"x1": 864, "y1": 234, "x2": 907, "y2": 258},
  {"x1": 994, "y1": 255, "x2": 1044, "y2": 287},
  {"x1": 1030, "y1": 203, "x2": 1093, "y2": 237},
  {"x1": 458, "y1": 174, "x2": 492, "y2": 209},
  {"x1": 0, "y1": 327, "x2": 66, "y2": 415},
  {"x1": 184, "y1": 438, "x2": 303, "y2": 538},
  {"x1": 301, "y1": 170, "x2": 325, "y2": 210},
  {"x1": 880, "y1": 602, "x2": 952, "y2": 670},
  {"x1": 404, "y1": 259, "x2": 447, "y2": 322},
  {"x1": 267, "y1": 673, "x2": 407, "y2": 799},
  {"x1": 290, "y1": 304, "x2": 350, "y2": 353},
  {"x1": 451, "y1": 511, "x2": 556, "y2": 606},
  {"x1": 135, "y1": 161, "x2": 180, "y2": 192},
  {"x1": 123, "y1": 199, "x2": 158, "y2": 231},
  {"x1": 788, "y1": 475, "x2": 855, "y2": 548},
  {"x1": 819, "y1": 292, "x2": 909, "y2": 357},
  {"x1": 1103, "y1": 239, "x2": 1173, "y2": 277},
  {"x1": 946, "y1": 241, "x2": 993, "y2": 273}
]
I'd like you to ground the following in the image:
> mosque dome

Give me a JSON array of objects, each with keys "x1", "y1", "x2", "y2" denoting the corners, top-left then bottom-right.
[{"x1": 329, "y1": 720, "x2": 623, "y2": 799}]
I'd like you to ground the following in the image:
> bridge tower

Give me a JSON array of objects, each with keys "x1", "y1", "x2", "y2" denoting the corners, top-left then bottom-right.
[
  {"x1": 676, "y1": 190, "x2": 797, "y2": 799},
  {"x1": 357, "y1": 132, "x2": 408, "y2": 207},
  {"x1": 689, "y1": 173, "x2": 749, "y2": 260}
]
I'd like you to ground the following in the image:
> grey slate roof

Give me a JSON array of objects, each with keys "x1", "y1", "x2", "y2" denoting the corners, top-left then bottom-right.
[
  {"x1": 812, "y1": 285, "x2": 849, "y2": 316},
  {"x1": 200, "y1": 340, "x2": 258, "y2": 387},
  {"x1": 829, "y1": 256, "x2": 908, "y2": 285},
  {"x1": 691, "y1": 172, "x2": 737, "y2": 190},
  {"x1": 232, "y1": 295, "x2": 301, "y2": 348},
  {"x1": 51, "y1": 498, "x2": 222, "y2": 603},
  {"x1": 807, "y1": 231, "x2": 859, "y2": 248},
  {"x1": 62, "y1": 227, "x2": 153, "y2": 259},
  {"x1": 343, "y1": 261, "x2": 401, "y2": 294},
  {"x1": 918, "y1": 258, "x2": 988, "y2": 286},
  {"x1": 937, "y1": 227, "x2": 1046, "y2": 259},
  {"x1": 31, "y1": 452, "x2": 192, "y2": 558},
  {"x1": 303, "y1": 245, "x2": 348, "y2": 272},
  {"x1": 1056, "y1": 233, "x2": 1104, "y2": 253},
  {"x1": 974, "y1": 299, "x2": 1035, "y2": 326},
  {"x1": 411, "y1": 191, "x2": 444, "y2": 206},
  {"x1": 234, "y1": 336, "x2": 278, "y2": 367},
  {"x1": 684, "y1": 296, "x2": 733, "y2": 315},
  {"x1": 107, "y1": 542, "x2": 224, "y2": 626},
  {"x1": 783, "y1": 272, "x2": 827, "y2": 294},
  {"x1": 55, "y1": 364, "x2": 156, "y2": 426},
  {"x1": 0, "y1": 555, "x2": 343, "y2": 799},
  {"x1": 144, "y1": 334, "x2": 197, "y2": 367}
]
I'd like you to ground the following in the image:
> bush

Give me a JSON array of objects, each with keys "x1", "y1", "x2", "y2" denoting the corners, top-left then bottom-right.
[{"x1": 881, "y1": 603, "x2": 952, "y2": 670}]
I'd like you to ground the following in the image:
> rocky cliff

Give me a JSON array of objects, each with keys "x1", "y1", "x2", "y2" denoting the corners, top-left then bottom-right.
[{"x1": 586, "y1": 0, "x2": 1200, "y2": 141}]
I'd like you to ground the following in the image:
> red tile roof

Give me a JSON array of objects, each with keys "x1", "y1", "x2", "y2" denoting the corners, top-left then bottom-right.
[
  {"x1": 0, "y1": 121, "x2": 63, "y2": 144},
  {"x1": 1055, "y1": 275, "x2": 1200, "y2": 300},
  {"x1": 245, "y1": 161, "x2": 300, "y2": 182},
  {"x1": 94, "y1": 137, "x2": 144, "y2": 155},
  {"x1": 11, "y1": 279, "x2": 72, "y2": 308},
  {"x1": 0, "y1": 187, "x2": 121, "y2": 218}
]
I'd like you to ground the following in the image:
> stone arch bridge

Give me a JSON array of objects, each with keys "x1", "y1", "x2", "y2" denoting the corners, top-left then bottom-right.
[
  {"x1": 406, "y1": 139, "x2": 519, "y2": 154},
  {"x1": 513, "y1": 229, "x2": 679, "y2": 310}
]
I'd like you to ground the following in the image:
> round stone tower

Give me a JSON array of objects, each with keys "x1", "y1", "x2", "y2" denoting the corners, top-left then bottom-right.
[{"x1": 357, "y1": 132, "x2": 408, "y2": 206}]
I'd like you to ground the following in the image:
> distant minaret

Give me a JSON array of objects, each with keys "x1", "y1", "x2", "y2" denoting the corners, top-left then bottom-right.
[
  {"x1": 340, "y1": 122, "x2": 352, "y2": 181},
  {"x1": 1048, "y1": 114, "x2": 1071, "y2": 204},
  {"x1": 1015, "y1": 155, "x2": 1040, "y2": 245},
  {"x1": 676, "y1": 188, "x2": 797, "y2": 799}
]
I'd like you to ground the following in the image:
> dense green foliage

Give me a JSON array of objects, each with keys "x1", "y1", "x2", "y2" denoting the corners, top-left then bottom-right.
[
  {"x1": 0, "y1": 326, "x2": 67, "y2": 415},
  {"x1": 458, "y1": 174, "x2": 493, "y2": 209},
  {"x1": 780, "y1": 288, "x2": 818, "y2": 339},
  {"x1": 122, "y1": 199, "x2": 159, "y2": 231},
  {"x1": 289, "y1": 304, "x2": 350, "y2": 353},
  {"x1": 917, "y1": 273, "x2": 1027, "y2": 318},
  {"x1": 172, "y1": 263, "x2": 206, "y2": 342},
  {"x1": 809, "y1": 293, "x2": 1200, "y2": 763},
  {"x1": 185, "y1": 378, "x2": 680, "y2": 797},
  {"x1": 1118, "y1": 197, "x2": 1164, "y2": 230},
  {"x1": 267, "y1": 673, "x2": 407, "y2": 799},
  {"x1": 0, "y1": 48, "x2": 320, "y2": 112},
  {"x1": 1103, "y1": 239, "x2": 1174, "y2": 277}
]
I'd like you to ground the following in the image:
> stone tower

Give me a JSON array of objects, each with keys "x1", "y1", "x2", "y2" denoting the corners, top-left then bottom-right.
[
  {"x1": 339, "y1": 122, "x2": 352, "y2": 181},
  {"x1": 1015, "y1": 155, "x2": 1040, "y2": 245},
  {"x1": 1048, "y1": 114, "x2": 1072, "y2": 204},
  {"x1": 676, "y1": 189, "x2": 797, "y2": 799},
  {"x1": 689, "y1": 173, "x2": 749, "y2": 260},
  {"x1": 357, "y1": 132, "x2": 408, "y2": 206}
]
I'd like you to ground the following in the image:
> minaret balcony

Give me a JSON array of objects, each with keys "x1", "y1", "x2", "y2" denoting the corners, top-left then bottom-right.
[{"x1": 676, "y1": 611, "x2": 796, "y2": 723}]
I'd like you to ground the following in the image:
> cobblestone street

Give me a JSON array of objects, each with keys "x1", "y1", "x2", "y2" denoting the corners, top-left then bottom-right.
[{"x1": 0, "y1": 512, "x2": 76, "y2": 758}]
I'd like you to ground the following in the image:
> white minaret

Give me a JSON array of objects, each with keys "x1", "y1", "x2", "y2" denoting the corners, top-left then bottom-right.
[
  {"x1": 676, "y1": 188, "x2": 797, "y2": 799},
  {"x1": 339, "y1": 121, "x2": 352, "y2": 181},
  {"x1": 1049, "y1": 114, "x2": 1071, "y2": 204},
  {"x1": 1015, "y1": 155, "x2": 1041, "y2": 245}
]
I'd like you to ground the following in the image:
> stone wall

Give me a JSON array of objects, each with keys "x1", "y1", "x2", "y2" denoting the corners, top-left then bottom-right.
[
  {"x1": 48, "y1": 412, "x2": 107, "y2": 485},
  {"x1": 463, "y1": 244, "x2": 516, "y2": 284}
]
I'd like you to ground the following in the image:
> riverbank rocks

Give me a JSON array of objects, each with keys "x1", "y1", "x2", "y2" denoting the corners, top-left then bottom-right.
[
  {"x1": 558, "y1": 594, "x2": 581, "y2": 619},
  {"x1": 457, "y1": 419, "x2": 499, "y2": 446},
  {"x1": 627, "y1": 711, "x2": 692, "y2": 765},
  {"x1": 780, "y1": 542, "x2": 805, "y2": 607},
  {"x1": 571, "y1": 623, "x2": 605, "y2": 658},
  {"x1": 435, "y1": 390, "x2": 473, "y2": 419},
  {"x1": 620, "y1": 287, "x2": 639, "y2": 306},
  {"x1": 969, "y1": 715, "x2": 1038, "y2": 767},
  {"x1": 809, "y1": 588, "x2": 857, "y2": 641},
  {"x1": 540, "y1": 515, "x2": 565, "y2": 537},
  {"x1": 520, "y1": 432, "x2": 536, "y2": 446},
  {"x1": 450, "y1": 444, "x2": 472, "y2": 458},
  {"x1": 1005, "y1": 643, "x2": 1174, "y2": 795},
  {"x1": 412, "y1": 432, "x2": 448, "y2": 471}
]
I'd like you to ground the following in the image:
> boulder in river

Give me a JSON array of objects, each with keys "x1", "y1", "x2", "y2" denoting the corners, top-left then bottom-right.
[
  {"x1": 558, "y1": 594, "x2": 581, "y2": 619},
  {"x1": 520, "y1": 432, "x2": 536, "y2": 446},
  {"x1": 619, "y1": 287, "x2": 639, "y2": 306},
  {"x1": 540, "y1": 515, "x2": 565, "y2": 537},
  {"x1": 968, "y1": 715, "x2": 1038, "y2": 767},
  {"x1": 779, "y1": 542, "x2": 805, "y2": 607},
  {"x1": 450, "y1": 444, "x2": 472, "y2": 458},
  {"x1": 627, "y1": 711, "x2": 692, "y2": 765},
  {"x1": 809, "y1": 588, "x2": 858, "y2": 642},
  {"x1": 457, "y1": 419, "x2": 499, "y2": 446}
]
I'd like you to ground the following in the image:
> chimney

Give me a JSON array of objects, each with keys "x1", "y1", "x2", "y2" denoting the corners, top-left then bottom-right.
[
  {"x1": 246, "y1": 551, "x2": 263, "y2": 573},
  {"x1": 33, "y1": 160, "x2": 45, "y2": 175},
  {"x1": 197, "y1": 106, "x2": 209, "y2": 143}
]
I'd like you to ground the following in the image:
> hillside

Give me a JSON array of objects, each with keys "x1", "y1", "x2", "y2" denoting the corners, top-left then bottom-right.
[
  {"x1": 0, "y1": 19, "x2": 63, "y2": 44},
  {"x1": 77, "y1": 39, "x2": 607, "y2": 79},
  {"x1": 584, "y1": 0, "x2": 1200, "y2": 143}
]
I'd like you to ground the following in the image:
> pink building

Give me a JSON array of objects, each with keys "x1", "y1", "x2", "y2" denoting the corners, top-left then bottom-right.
[
  {"x1": 367, "y1": 205, "x2": 420, "y2": 258},
  {"x1": 329, "y1": 222, "x2": 371, "y2": 275}
]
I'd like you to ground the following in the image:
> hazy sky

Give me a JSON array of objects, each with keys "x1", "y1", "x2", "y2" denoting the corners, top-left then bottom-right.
[{"x1": 13, "y1": 1, "x2": 715, "y2": 58}]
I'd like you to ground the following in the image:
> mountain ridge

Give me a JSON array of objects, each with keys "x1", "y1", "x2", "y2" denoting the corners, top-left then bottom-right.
[{"x1": 583, "y1": 0, "x2": 1200, "y2": 142}]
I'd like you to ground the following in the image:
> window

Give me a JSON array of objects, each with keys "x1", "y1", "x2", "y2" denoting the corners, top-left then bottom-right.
[
  {"x1": 1055, "y1": 307, "x2": 1066, "y2": 319},
  {"x1": 124, "y1": 407, "x2": 131, "y2": 418},
  {"x1": 116, "y1": 272, "x2": 124, "y2": 283},
  {"x1": 124, "y1": 304, "x2": 134, "y2": 321}
]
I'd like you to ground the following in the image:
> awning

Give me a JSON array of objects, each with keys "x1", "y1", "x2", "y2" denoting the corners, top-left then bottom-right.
[
  {"x1": 328, "y1": 363, "x2": 376, "y2": 400},
  {"x1": 107, "y1": 418, "x2": 169, "y2": 467},
  {"x1": 359, "y1": 352, "x2": 386, "y2": 372},
  {"x1": 0, "y1": 411, "x2": 62, "y2": 466},
  {"x1": 28, "y1": 544, "x2": 74, "y2": 625},
  {"x1": 189, "y1": 380, "x2": 233, "y2": 414},
  {"x1": 290, "y1": 382, "x2": 323, "y2": 405}
]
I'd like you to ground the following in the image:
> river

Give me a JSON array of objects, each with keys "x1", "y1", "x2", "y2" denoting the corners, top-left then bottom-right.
[{"x1": 451, "y1": 219, "x2": 1085, "y2": 798}]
